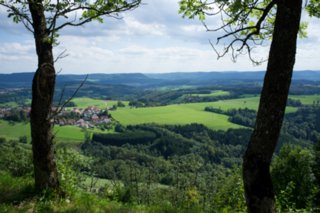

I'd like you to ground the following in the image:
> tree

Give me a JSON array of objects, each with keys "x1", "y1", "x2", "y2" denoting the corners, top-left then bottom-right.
[
  {"x1": 271, "y1": 145, "x2": 315, "y2": 210},
  {"x1": 179, "y1": 0, "x2": 319, "y2": 211},
  {"x1": 0, "y1": 0, "x2": 140, "y2": 192},
  {"x1": 313, "y1": 140, "x2": 320, "y2": 207}
]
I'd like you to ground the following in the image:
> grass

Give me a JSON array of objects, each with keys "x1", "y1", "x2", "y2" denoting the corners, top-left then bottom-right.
[
  {"x1": 0, "y1": 102, "x2": 19, "y2": 108},
  {"x1": 70, "y1": 97, "x2": 128, "y2": 109},
  {"x1": 0, "y1": 172, "x2": 35, "y2": 205},
  {"x1": 0, "y1": 172, "x2": 151, "y2": 213},
  {"x1": 0, "y1": 120, "x2": 112, "y2": 143},
  {"x1": 0, "y1": 96, "x2": 300, "y2": 138},
  {"x1": 111, "y1": 105, "x2": 243, "y2": 130},
  {"x1": 191, "y1": 96, "x2": 297, "y2": 113},
  {"x1": 110, "y1": 96, "x2": 297, "y2": 130},
  {"x1": 190, "y1": 90, "x2": 230, "y2": 97},
  {"x1": 290, "y1": 94, "x2": 320, "y2": 105}
]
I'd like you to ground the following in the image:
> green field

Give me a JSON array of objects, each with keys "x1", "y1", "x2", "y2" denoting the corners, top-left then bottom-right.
[
  {"x1": 190, "y1": 90, "x2": 230, "y2": 97},
  {"x1": 70, "y1": 98, "x2": 128, "y2": 109},
  {"x1": 111, "y1": 104, "x2": 243, "y2": 130},
  {"x1": 111, "y1": 96, "x2": 297, "y2": 130},
  {"x1": 0, "y1": 96, "x2": 302, "y2": 139},
  {"x1": 0, "y1": 102, "x2": 19, "y2": 108},
  {"x1": 0, "y1": 120, "x2": 112, "y2": 143},
  {"x1": 291, "y1": 94, "x2": 320, "y2": 105}
]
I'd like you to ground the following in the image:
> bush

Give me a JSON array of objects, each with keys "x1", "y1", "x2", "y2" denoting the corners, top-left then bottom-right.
[
  {"x1": 92, "y1": 130, "x2": 157, "y2": 146},
  {"x1": 0, "y1": 141, "x2": 33, "y2": 177}
]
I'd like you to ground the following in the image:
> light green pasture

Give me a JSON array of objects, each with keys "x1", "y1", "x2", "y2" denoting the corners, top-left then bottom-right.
[
  {"x1": 70, "y1": 98, "x2": 128, "y2": 109},
  {"x1": 111, "y1": 96, "x2": 297, "y2": 130},
  {"x1": 111, "y1": 105, "x2": 243, "y2": 130},
  {"x1": 291, "y1": 94, "x2": 320, "y2": 105},
  {"x1": 0, "y1": 120, "x2": 112, "y2": 143},
  {"x1": 190, "y1": 90, "x2": 230, "y2": 97}
]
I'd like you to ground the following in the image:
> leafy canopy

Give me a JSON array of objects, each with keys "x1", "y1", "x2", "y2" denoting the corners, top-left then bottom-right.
[
  {"x1": 0, "y1": 0, "x2": 140, "y2": 43},
  {"x1": 179, "y1": 0, "x2": 314, "y2": 64}
]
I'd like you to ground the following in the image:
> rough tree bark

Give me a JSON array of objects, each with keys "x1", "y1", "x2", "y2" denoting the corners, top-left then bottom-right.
[
  {"x1": 243, "y1": 0, "x2": 302, "y2": 212},
  {"x1": 28, "y1": 0, "x2": 59, "y2": 191}
]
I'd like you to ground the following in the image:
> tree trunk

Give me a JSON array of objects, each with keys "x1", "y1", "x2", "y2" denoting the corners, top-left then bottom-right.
[
  {"x1": 243, "y1": 0, "x2": 302, "y2": 212},
  {"x1": 28, "y1": 0, "x2": 59, "y2": 191}
]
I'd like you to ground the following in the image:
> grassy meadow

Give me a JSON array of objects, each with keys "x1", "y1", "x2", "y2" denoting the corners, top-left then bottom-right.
[
  {"x1": 111, "y1": 104, "x2": 243, "y2": 130},
  {"x1": 190, "y1": 90, "x2": 230, "y2": 97},
  {"x1": 0, "y1": 95, "x2": 309, "y2": 141},
  {"x1": 110, "y1": 96, "x2": 297, "y2": 130},
  {"x1": 70, "y1": 98, "x2": 128, "y2": 109},
  {"x1": 291, "y1": 94, "x2": 320, "y2": 105},
  {"x1": 0, "y1": 120, "x2": 112, "y2": 143},
  {"x1": 0, "y1": 102, "x2": 19, "y2": 108}
]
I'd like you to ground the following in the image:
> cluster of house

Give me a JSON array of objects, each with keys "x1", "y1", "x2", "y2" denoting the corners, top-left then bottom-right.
[
  {"x1": 0, "y1": 107, "x2": 30, "y2": 119},
  {"x1": 55, "y1": 106, "x2": 112, "y2": 128},
  {"x1": 0, "y1": 106, "x2": 112, "y2": 129}
]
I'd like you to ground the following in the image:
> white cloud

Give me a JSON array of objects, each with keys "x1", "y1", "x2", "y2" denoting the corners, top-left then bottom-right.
[{"x1": 0, "y1": 0, "x2": 320, "y2": 74}]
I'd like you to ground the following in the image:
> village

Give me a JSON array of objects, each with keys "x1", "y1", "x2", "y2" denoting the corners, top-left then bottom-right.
[{"x1": 0, "y1": 105, "x2": 112, "y2": 129}]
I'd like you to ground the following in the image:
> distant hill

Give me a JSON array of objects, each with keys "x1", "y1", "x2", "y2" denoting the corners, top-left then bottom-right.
[
  {"x1": 0, "y1": 71, "x2": 319, "y2": 88},
  {"x1": 147, "y1": 71, "x2": 320, "y2": 82}
]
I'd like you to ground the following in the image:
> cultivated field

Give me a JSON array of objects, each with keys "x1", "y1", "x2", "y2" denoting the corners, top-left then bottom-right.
[
  {"x1": 110, "y1": 96, "x2": 297, "y2": 130},
  {"x1": 291, "y1": 94, "x2": 320, "y2": 105},
  {"x1": 190, "y1": 90, "x2": 230, "y2": 97},
  {"x1": 111, "y1": 104, "x2": 242, "y2": 130},
  {"x1": 0, "y1": 95, "x2": 309, "y2": 141},
  {"x1": 0, "y1": 120, "x2": 111, "y2": 143},
  {"x1": 70, "y1": 98, "x2": 128, "y2": 109}
]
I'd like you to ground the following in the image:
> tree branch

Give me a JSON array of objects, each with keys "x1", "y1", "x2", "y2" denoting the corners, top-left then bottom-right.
[
  {"x1": 50, "y1": 1, "x2": 140, "y2": 32},
  {"x1": 50, "y1": 74, "x2": 88, "y2": 119},
  {"x1": 208, "y1": 0, "x2": 277, "y2": 64}
]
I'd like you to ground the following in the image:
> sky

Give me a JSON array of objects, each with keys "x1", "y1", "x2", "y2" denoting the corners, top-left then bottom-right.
[{"x1": 0, "y1": 0, "x2": 320, "y2": 74}]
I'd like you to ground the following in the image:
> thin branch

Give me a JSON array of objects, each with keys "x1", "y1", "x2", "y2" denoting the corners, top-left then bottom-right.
[
  {"x1": 51, "y1": 1, "x2": 140, "y2": 32},
  {"x1": 206, "y1": 0, "x2": 277, "y2": 65},
  {"x1": 54, "y1": 49, "x2": 69, "y2": 63},
  {"x1": 0, "y1": 2, "x2": 33, "y2": 27},
  {"x1": 50, "y1": 74, "x2": 88, "y2": 119}
]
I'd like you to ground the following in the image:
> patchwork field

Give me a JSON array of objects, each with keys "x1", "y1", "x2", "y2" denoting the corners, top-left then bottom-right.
[
  {"x1": 111, "y1": 104, "x2": 243, "y2": 130},
  {"x1": 0, "y1": 102, "x2": 19, "y2": 108},
  {"x1": 70, "y1": 98, "x2": 128, "y2": 109},
  {"x1": 190, "y1": 90, "x2": 230, "y2": 97},
  {"x1": 0, "y1": 95, "x2": 309, "y2": 140},
  {"x1": 111, "y1": 96, "x2": 297, "y2": 130},
  {"x1": 291, "y1": 94, "x2": 320, "y2": 105},
  {"x1": 0, "y1": 120, "x2": 111, "y2": 143}
]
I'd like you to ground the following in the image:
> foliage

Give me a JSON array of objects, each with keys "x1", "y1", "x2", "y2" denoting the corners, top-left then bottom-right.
[
  {"x1": 92, "y1": 130, "x2": 157, "y2": 146},
  {"x1": 271, "y1": 145, "x2": 316, "y2": 210},
  {"x1": 0, "y1": 122, "x2": 319, "y2": 212},
  {"x1": 0, "y1": 141, "x2": 33, "y2": 177},
  {"x1": 312, "y1": 140, "x2": 320, "y2": 208},
  {"x1": 3, "y1": 108, "x2": 28, "y2": 122},
  {"x1": 56, "y1": 148, "x2": 91, "y2": 197},
  {"x1": 0, "y1": 172, "x2": 34, "y2": 204},
  {"x1": 1, "y1": 0, "x2": 141, "y2": 45}
]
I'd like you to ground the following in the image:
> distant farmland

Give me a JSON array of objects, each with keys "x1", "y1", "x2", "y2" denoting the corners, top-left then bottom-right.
[
  {"x1": 291, "y1": 94, "x2": 320, "y2": 105},
  {"x1": 190, "y1": 90, "x2": 230, "y2": 97},
  {"x1": 111, "y1": 96, "x2": 297, "y2": 130},
  {"x1": 69, "y1": 97, "x2": 128, "y2": 109},
  {"x1": 0, "y1": 120, "x2": 109, "y2": 143},
  {"x1": 0, "y1": 95, "x2": 306, "y2": 140}
]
